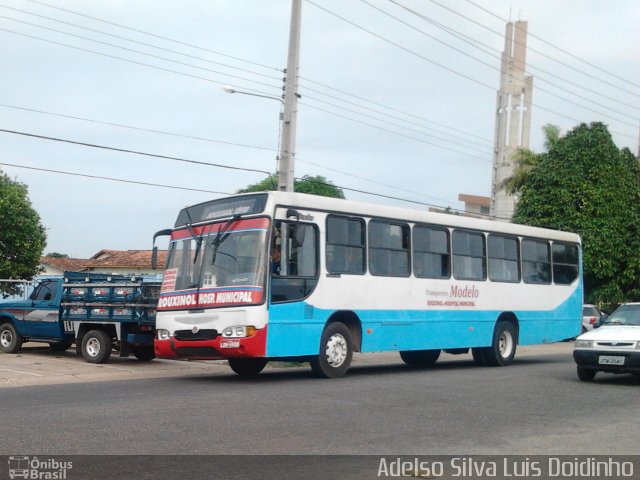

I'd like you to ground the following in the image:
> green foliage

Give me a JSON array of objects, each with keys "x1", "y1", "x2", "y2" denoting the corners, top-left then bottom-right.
[
  {"x1": 45, "y1": 252, "x2": 69, "y2": 258},
  {"x1": 0, "y1": 170, "x2": 47, "y2": 296},
  {"x1": 237, "y1": 174, "x2": 345, "y2": 199},
  {"x1": 500, "y1": 124, "x2": 560, "y2": 196},
  {"x1": 512, "y1": 122, "x2": 640, "y2": 304}
]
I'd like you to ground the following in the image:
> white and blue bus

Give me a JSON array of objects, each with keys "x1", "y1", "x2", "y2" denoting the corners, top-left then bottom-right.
[{"x1": 153, "y1": 191, "x2": 582, "y2": 378}]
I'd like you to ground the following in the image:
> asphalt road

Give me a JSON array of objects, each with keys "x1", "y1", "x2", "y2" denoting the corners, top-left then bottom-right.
[{"x1": 1, "y1": 343, "x2": 638, "y2": 457}]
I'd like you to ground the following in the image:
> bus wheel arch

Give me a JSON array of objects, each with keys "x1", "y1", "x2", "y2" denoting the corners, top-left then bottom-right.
[
  {"x1": 483, "y1": 313, "x2": 519, "y2": 367},
  {"x1": 310, "y1": 313, "x2": 360, "y2": 378}
]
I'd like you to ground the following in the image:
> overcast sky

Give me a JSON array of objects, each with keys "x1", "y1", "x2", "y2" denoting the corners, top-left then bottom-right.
[{"x1": 1, "y1": 0, "x2": 638, "y2": 258}]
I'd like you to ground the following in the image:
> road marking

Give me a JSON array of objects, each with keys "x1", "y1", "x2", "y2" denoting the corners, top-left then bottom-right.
[{"x1": 0, "y1": 368, "x2": 44, "y2": 377}]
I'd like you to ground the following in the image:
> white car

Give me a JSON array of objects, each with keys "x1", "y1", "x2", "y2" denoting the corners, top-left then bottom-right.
[
  {"x1": 581, "y1": 304, "x2": 604, "y2": 332},
  {"x1": 573, "y1": 303, "x2": 640, "y2": 382}
]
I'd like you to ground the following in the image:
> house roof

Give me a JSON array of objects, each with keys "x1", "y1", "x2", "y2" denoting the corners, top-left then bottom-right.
[
  {"x1": 87, "y1": 249, "x2": 167, "y2": 267},
  {"x1": 41, "y1": 250, "x2": 167, "y2": 272}
]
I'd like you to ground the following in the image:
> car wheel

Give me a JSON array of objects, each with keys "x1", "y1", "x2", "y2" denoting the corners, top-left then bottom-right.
[
  {"x1": 310, "y1": 322, "x2": 353, "y2": 378},
  {"x1": 400, "y1": 349, "x2": 440, "y2": 367},
  {"x1": 0, "y1": 323, "x2": 23, "y2": 354},
  {"x1": 577, "y1": 366, "x2": 597, "y2": 382}
]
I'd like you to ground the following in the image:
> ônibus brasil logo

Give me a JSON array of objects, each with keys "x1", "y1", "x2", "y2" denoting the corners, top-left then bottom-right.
[{"x1": 8, "y1": 456, "x2": 72, "y2": 480}]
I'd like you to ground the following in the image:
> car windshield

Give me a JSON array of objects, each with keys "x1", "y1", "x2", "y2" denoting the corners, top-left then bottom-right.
[{"x1": 603, "y1": 304, "x2": 640, "y2": 326}]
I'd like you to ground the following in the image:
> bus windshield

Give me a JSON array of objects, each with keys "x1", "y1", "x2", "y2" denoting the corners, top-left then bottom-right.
[{"x1": 161, "y1": 218, "x2": 269, "y2": 308}]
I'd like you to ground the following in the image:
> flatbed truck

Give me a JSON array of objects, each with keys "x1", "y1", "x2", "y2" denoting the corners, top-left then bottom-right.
[{"x1": 0, "y1": 272, "x2": 160, "y2": 363}]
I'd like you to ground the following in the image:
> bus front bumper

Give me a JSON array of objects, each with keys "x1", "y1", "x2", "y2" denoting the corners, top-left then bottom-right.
[{"x1": 155, "y1": 327, "x2": 267, "y2": 360}]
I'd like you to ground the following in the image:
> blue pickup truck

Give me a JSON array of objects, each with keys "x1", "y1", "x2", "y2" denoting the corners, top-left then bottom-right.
[{"x1": 0, "y1": 272, "x2": 160, "y2": 363}]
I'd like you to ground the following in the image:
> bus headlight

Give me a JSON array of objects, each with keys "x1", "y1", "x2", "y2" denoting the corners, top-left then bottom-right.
[
  {"x1": 574, "y1": 340, "x2": 593, "y2": 349},
  {"x1": 222, "y1": 326, "x2": 256, "y2": 338},
  {"x1": 156, "y1": 329, "x2": 171, "y2": 340}
]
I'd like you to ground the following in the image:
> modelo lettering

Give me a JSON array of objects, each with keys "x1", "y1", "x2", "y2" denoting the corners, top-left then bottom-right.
[{"x1": 450, "y1": 285, "x2": 479, "y2": 299}]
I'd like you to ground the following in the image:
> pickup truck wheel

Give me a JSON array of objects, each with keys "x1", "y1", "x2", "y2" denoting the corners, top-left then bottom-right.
[
  {"x1": 0, "y1": 323, "x2": 22, "y2": 353},
  {"x1": 49, "y1": 340, "x2": 73, "y2": 352},
  {"x1": 132, "y1": 346, "x2": 155, "y2": 361},
  {"x1": 81, "y1": 330, "x2": 112, "y2": 364}
]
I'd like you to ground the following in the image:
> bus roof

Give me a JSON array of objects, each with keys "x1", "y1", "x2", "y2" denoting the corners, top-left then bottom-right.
[{"x1": 184, "y1": 191, "x2": 581, "y2": 244}]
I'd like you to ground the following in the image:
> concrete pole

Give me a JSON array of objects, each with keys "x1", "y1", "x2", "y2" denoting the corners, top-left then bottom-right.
[{"x1": 278, "y1": 0, "x2": 302, "y2": 192}]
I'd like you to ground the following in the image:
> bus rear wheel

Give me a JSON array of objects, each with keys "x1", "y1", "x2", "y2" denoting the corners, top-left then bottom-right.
[
  {"x1": 228, "y1": 358, "x2": 268, "y2": 376},
  {"x1": 310, "y1": 322, "x2": 353, "y2": 378},
  {"x1": 484, "y1": 321, "x2": 517, "y2": 366},
  {"x1": 400, "y1": 349, "x2": 440, "y2": 367}
]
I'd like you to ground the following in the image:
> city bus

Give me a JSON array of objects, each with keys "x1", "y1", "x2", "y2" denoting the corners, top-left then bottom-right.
[{"x1": 152, "y1": 191, "x2": 582, "y2": 378}]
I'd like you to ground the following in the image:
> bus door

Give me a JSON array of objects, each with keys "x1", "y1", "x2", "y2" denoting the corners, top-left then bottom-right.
[{"x1": 270, "y1": 209, "x2": 319, "y2": 304}]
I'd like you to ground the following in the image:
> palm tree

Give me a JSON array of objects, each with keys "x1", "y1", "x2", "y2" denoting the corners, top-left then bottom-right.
[{"x1": 500, "y1": 124, "x2": 560, "y2": 195}]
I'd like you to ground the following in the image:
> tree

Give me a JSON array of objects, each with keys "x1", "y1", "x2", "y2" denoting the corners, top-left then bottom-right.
[
  {"x1": 512, "y1": 122, "x2": 640, "y2": 304},
  {"x1": 0, "y1": 170, "x2": 47, "y2": 296},
  {"x1": 500, "y1": 124, "x2": 560, "y2": 196},
  {"x1": 45, "y1": 252, "x2": 69, "y2": 258},
  {"x1": 237, "y1": 174, "x2": 345, "y2": 199}
]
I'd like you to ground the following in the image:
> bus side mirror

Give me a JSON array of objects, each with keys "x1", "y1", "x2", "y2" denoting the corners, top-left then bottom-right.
[{"x1": 151, "y1": 228, "x2": 172, "y2": 270}]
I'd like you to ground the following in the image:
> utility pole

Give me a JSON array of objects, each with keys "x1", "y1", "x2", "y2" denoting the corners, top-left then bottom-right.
[{"x1": 278, "y1": 0, "x2": 302, "y2": 192}]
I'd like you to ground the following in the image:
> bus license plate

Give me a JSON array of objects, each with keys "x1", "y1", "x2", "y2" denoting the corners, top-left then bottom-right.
[
  {"x1": 220, "y1": 340, "x2": 240, "y2": 349},
  {"x1": 598, "y1": 355, "x2": 625, "y2": 366}
]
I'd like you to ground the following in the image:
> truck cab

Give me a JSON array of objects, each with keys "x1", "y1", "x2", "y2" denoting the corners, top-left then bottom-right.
[{"x1": 0, "y1": 277, "x2": 71, "y2": 352}]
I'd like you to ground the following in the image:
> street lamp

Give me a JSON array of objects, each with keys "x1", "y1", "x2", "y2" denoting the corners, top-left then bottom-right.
[{"x1": 222, "y1": 85, "x2": 291, "y2": 190}]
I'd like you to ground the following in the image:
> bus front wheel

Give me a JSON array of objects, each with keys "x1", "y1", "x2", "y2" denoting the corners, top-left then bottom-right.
[
  {"x1": 310, "y1": 322, "x2": 353, "y2": 379},
  {"x1": 482, "y1": 321, "x2": 517, "y2": 367}
]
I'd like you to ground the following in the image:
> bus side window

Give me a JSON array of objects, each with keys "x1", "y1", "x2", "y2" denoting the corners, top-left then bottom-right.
[
  {"x1": 326, "y1": 215, "x2": 366, "y2": 275},
  {"x1": 552, "y1": 242, "x2": 579, "y2": 285},
  {"x1": 522, "y1": 239, "x2": 551, "y2": 284}
]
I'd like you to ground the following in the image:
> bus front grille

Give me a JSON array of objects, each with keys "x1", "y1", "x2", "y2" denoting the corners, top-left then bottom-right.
[{"x1": 174, "y1": 329, "x2": 219, "y2": 341}]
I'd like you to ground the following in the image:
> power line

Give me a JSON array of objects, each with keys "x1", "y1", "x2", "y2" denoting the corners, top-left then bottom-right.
[
  {"x1": 382, "y1": 0, "x2": 640, "y2": 117},
  {"x1": 306, "y1": 2, "x2": 637, "y2": 140},
  {"x1": 462, "y1": 0, "x2": 640, "y2": 90},
  {"x1": 302, "y1": 93, "x2": 493, "y2": 153},
  {"x1": 423, "y1": 0, "x2": 640, "y2": 99},
  {"x1": 0, "y1": 5, "x2": 283, "y2": 83},
  {"x1": 0, "y1": 20, "x2": 283, "y2": 92},
  {"x1": 0, "y1": 162, "x2": 231, "y2": 195},
  {"x1": 301, "y1": 102, "x2": 491, "y2": 162},
  {"x1": 24, "y1": 0, "x2": 280, "y2": 73},
  {"x1": 0, "y1": 102, "x2": 474, "y2": 207},
  {"x1": 0, "y1": 27, "x2": 282, "y2": 94},
  {"x1": 0, "y1": 17, "x2": 496, "y2": 150},
  {"x1": 0, "y1": 104, "x2": 276, "y2": 152},
  {"x1": 0, "y1": 128, "x2": 272, "y2": 175}
]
